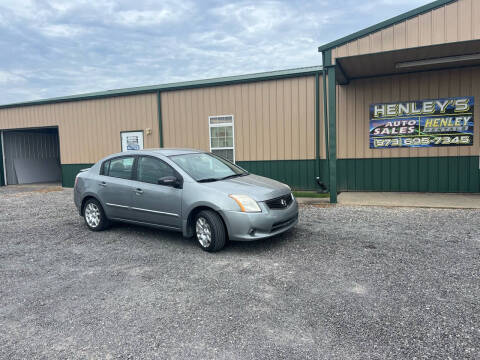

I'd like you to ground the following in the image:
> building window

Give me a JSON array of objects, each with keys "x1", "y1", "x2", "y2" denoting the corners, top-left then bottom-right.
[{"x1": 209, "y1": 115, "x2": 235, "y2": 163}]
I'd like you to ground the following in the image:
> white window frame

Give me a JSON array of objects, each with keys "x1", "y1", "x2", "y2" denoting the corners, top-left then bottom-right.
[{"x1": 208, "y1": 115, "x2": 235, "y2": 163}]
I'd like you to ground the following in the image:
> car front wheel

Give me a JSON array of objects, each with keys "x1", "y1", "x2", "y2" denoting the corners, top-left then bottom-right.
[
  {"x1": 83, "y1": 198, "x2": 110, "y2": 231},
  {"x1": 195, "y1": 210, "x2": 226, "y2": 252}
]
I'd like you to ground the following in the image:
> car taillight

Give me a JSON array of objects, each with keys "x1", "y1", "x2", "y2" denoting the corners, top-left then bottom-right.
[{"x1": 74, "y1": 175, "x2": 79, "y2": 188}]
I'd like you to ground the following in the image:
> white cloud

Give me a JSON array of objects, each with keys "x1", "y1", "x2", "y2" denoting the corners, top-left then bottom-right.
[
  {"x1": 0, "y1": 0, "x2": 38, "y2": 19},
  {"x1": 211, "y1": 1, "x2": 291, "y2": 34},
  {"x1": 112, "y1": 1, "x2": 195, "y2": 26},
  {"x1": 114, "y1": 10, "x2": 174, "y2": 26},
  {"x1": 0, "y1": 71, "x2": 26, "y2": 85},
  {"x1": 37, "y1": 24, "x2": 87, "y2": 37}
]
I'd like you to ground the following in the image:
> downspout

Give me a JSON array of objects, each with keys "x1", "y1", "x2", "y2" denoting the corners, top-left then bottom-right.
[
  {"x1": 322, "y1": 56, "x2": 329, "y2": 162},
  {"x1": 322, "y1": 53, "x2": 330, "y2": 186},
  {"x1": 157, "y1": 90, "x2": 164, "y2": 147}
]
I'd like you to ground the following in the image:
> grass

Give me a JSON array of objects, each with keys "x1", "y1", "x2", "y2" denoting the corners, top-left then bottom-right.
[{"x1": 293, "y1": 191, "x2": 330, "y2": 198}]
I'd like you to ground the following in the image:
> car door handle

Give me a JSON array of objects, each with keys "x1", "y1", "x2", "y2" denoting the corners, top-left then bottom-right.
[
  {"x1": 135, "y1": 188, "x2": 143, "y2": 195},
  {"x1": 99, "y1": 181, "x2": 107, "y2": 187}
]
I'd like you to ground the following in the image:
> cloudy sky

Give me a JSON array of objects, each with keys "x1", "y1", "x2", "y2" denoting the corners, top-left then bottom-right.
[{"x1": 0, "y1": 0, "x2": 432, "y2": 105}]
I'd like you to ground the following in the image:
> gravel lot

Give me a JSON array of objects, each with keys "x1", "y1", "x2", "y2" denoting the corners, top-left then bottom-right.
[{"x1": 0, "y1": 187, "x2": 479, "y2": 359}]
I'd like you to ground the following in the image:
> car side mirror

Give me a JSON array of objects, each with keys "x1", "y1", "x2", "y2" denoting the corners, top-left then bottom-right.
[{"x1": 158, "y1": 175, "x2": 181, "y2": 188}]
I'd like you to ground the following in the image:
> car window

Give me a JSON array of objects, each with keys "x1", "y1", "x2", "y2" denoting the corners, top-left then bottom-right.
[
  {"x1": 137, "y1": 156, "x2": 175, "y2": 184},
  {"x1": 106, "y1": 157, "x2": 134, "y2": 180},
  {"x1": 101, "y1": 160, "x2": 110, "y2": 175},
  {"x1": 169, "y1": 152, "x2": 246, "y2": 182}
]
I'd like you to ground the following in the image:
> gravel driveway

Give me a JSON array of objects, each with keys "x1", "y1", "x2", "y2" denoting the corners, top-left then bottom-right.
[{"x1": 0, "y1": 188, "x2": 479, "y2": 359}]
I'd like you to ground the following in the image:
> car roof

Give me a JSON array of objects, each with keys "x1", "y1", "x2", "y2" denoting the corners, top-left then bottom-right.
[{"x1": 105, "y1": 148, "x2": 203, "y2": 159}]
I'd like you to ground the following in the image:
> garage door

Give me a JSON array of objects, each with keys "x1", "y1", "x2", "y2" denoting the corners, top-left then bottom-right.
[{"x1": 3, "y1": 128, "x2": 61, "y2": 185}]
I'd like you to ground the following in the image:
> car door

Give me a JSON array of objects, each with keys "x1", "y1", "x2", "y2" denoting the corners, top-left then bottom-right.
[
  {"x1": 129, "y1": 155, "x2": 182, "y2": 229},
  {"x1": 96, "y1": 156, "x2": 135, "y2": 220}
]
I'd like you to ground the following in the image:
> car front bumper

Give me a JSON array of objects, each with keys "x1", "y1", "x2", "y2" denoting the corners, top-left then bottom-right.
[{"x1": 220, "y1": 199, "x2": 299, "y2": 241}]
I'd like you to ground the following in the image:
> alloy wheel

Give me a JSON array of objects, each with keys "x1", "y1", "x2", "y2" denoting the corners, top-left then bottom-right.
[
  {"x1": 85, "y1": 203, "x2": 101, "y2": 228},
  {"x1": 196, "y1": 217, "x2": 212, "y2": 248}
]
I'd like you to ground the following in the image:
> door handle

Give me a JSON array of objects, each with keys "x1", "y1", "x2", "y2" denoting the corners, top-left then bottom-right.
[
  {"x1": 99, "y1": 181, "x2": 107, "y2": 187},
  {"x1": 135, "y1": 188, "x2": 143, "y2": 195}
]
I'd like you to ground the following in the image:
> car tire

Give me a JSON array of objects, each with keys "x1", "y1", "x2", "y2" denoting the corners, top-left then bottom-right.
[
  {"x1": 195, "y1": 210, "x2": 226, "y2": 252},
  {"x1": 83, "y1": 198, "x2": 110, "y2": 231}
]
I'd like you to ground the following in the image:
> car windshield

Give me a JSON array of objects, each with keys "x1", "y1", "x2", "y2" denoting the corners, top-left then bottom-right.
[{"x1": 169, "y1": 152, "x2": 248, "y2": 182}]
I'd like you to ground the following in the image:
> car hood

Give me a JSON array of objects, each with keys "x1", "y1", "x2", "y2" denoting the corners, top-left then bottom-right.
[{"x1": 199, "y1": 174, "x2": 291, "y2": 201}]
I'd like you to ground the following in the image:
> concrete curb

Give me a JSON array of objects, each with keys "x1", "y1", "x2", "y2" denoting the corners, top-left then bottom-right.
[
  {"x1": 337, "y1": 192, "x2": 480, "y2": 210},
  {"x1": 296, "y1": 197, "x2": 331, "y2": 205},
  {"x1": 337, "y1": 203, "x2": 480, "y2": 210}
]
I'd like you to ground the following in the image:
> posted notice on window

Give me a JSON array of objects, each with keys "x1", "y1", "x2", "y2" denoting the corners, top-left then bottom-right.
[{"x1": 369, "y1": 97, "x2": 474, "y2": 149}]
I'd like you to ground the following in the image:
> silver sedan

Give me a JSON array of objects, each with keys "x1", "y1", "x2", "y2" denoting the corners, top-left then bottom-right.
[{"x1": 74, "y1": 149, "x2": 298, "y2": 252}]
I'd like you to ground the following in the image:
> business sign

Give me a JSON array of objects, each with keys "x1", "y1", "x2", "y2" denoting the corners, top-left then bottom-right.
[
  {"x1": 121, "y1": 131, "x2": 144, "y2": 151},
  {"x1": 370, "y1": 97, "x2": 474, "y2": 149}
]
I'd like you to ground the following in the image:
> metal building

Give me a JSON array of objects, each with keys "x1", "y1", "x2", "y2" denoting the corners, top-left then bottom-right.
[
  {"x1": 0, "y1": 0, "x2": 478, "y2": 203},
  {"x1": 320, "y1": 0, "x2": 480, "y2": 202},
  {"x1": 0, "y1": 67, "x2": 325, "y2": 189}
]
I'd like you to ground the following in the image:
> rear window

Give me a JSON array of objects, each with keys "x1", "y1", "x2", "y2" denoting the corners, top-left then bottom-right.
[{"x1": 102, "y1": 157, "x2": 134, "y2": 180}]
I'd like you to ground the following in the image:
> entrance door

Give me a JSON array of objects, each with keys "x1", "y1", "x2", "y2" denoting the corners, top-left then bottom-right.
[
  {"x1": 129, "y1": 156, "x2": 182, "y2": 229},
  {"x1": 97, "y1": 156, "x2": 136, "y2": 219}
]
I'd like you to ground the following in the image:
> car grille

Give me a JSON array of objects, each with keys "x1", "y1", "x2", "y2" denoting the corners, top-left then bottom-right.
[
  {"x1": 271, "y1": 214, "x2": 298, "y2": 232},
  {"x1": 265, "y1": 193, "x2": 293, "y2": 210}
]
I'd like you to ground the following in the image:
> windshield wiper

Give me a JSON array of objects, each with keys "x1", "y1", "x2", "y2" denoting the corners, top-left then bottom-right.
[
  {"x1": 220, "y1": 173, "x2": 249, "y2": 180},
  {"x1": 198, "y1": 172, "x2": 249, "y2": 183},
  {"x1": 197, "y1": 177, "x2": 220, "y2": 183}
]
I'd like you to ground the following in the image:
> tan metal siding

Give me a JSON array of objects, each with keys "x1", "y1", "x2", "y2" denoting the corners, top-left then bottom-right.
[
  {"x1": 336, "y1": 67, "x2": 480, "y2": 159},
  {"x1": 332, "y1": 0, "x2": 479, "y2": 62},
  {"x1": 161, "y1": 76, "x2": 324, "y2": 161},
  {"x1": 0, "y1": 93, "x2": 158, "y2": 164}
]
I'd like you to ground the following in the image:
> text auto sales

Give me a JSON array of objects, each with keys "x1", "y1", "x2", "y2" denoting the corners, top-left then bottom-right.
[
  {"x1": 369, "y1": 97, "x2": 474, "y2": 149},
  {"x1": 373, "y1": 99, "x2": 471, "y2": 135}
]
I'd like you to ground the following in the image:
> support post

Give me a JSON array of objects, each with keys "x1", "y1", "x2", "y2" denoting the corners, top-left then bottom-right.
[{"x1": 324, "y1": 50, "x2": 337, "y2": 203}]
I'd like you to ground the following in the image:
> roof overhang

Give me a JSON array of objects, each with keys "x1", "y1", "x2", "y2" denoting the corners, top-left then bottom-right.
[
  {"x1": 318, "y1": 0, "x2": 456, "y2": 53},
  {"x1": 334, "y1": 39, "x2": 480, "y2": 85}
]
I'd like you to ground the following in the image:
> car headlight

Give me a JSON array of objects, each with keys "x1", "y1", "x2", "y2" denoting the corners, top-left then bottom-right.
[{"x1": 229, "y1": 194, "x2": 261, "y2": 213}]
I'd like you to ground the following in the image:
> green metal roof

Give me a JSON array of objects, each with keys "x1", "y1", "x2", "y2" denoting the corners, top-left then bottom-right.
[
  {"x1": 318, "y1": 0, "x2": 456, "y2": 53},
  {"x1": 0, "y1": 65, "x2": 322, "y2": 109}
]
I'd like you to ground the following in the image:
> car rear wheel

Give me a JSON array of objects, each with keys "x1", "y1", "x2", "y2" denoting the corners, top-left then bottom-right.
[
  {"x1": 195, "y1": 210, "x2": 226, "y2": 252},
  {"x1": 84, "y1": 198, "x2": 110, "y2": 231}
]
